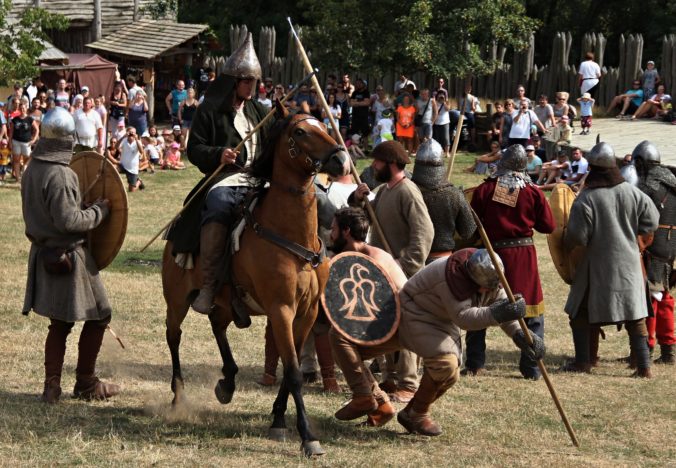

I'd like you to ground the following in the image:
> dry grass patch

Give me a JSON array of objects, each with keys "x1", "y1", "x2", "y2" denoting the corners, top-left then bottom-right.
[{"x1": 0, "y1": 155, "x2": 673, "y2": 466}]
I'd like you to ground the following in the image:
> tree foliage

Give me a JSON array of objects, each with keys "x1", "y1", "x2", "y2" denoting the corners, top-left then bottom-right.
[{"x1": 0, "y1": 0, "x2": 69, "y2": 86}]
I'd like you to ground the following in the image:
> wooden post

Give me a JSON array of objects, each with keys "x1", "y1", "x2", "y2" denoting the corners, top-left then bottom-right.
[
  {"x1": 93, "y1": 0, "x2": 102, "y2": 41},
  {"x1": 143, "y1": 62, "x2": 155, "y2": 123},
  {"x1": 133, "y1": 0, "x2": 140, "y2": 22}
]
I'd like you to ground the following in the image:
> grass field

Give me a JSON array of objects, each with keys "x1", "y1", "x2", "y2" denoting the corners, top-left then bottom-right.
[{"x1": 0, "y1": 153, "x2": 673, "y2": 467}]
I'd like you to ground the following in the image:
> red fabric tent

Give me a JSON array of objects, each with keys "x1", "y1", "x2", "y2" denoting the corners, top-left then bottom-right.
[{"x1": 41, "y1": 54, "x2": 117, "y2": 100}]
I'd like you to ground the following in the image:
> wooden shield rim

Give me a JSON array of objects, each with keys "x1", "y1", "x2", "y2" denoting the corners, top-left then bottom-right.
[
  {"x1": 320, "y1": 251, "x2": 401, "y2": 346},
  {"x1": 546, "y1": 183, "x2": 576, "y2": 284},
  {"x1": 70, "y1": 151, "x2": 128, "y2": 270}
]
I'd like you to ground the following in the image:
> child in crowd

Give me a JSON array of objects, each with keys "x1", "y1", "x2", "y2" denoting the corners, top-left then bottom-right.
[
  {"x1": 374, "y1": 109, "x2": 394, "y2": 146},
  {"x1": 346, "y1": 134, "x2": 365, "y2": 162},
  {"x1": 0, "y1": 139, "x2": 10, "y2": 184},
  {"x1": 141, "y1": 132, "x2": 159, "y2": 173},
  {"x1": 641, "y1": 60, "x2": 660, "y2": 101},
  {"x1": 114, "y1": 120, "x2": 126, "y2": 142},
  {"x1": 576, "y1": 93, "x2": 595, "y2": 135},
  {"x1": 554, "y1": 115, "x2": 572, "y2": 145},
  {"x1": 163, "y1": 142, "x2": 185, "y2": 170}
]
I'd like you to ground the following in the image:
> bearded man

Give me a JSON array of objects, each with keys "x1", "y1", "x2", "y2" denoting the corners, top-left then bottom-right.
[
  {"x1": 166, "y1": 34, "x2": 269, "y2": 326},
  {"x1": 21, "y1": 107, "x2": 119, "y2": 403},
  {"x1": 350, "y1": 140, "x2": 433, "y2": 403},
  {"x1": 468, "y1": 144, "x2": 555, "y2": 380},
  {"x1": 411, "y1": 138, "x2": 476, "y2": 263},
  {"x1": 630, "y1": 141, "x2": 675, "y2": 365},
  {"x1": 563, "y1": 142, "x2": 659, "y2": 377}
]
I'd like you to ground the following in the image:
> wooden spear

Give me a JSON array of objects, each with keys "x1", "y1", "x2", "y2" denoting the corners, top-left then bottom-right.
[
  {"x1": 445, "y1": 94, "x2": 466, "y2": 181},
  {"x1": 139, "y1": 69, "x2": 318, "y2": 253},
  {"x1": 287, "y1": 18, "x2": 393, "y2": 255},
  {"x1": 469, "y1": 207, "x2": 580, "y2": 447}
]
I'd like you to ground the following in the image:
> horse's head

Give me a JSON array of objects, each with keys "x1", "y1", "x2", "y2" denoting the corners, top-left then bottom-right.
[{"x1": 277, "y1": 102, "x2": 351, "y2": 178}]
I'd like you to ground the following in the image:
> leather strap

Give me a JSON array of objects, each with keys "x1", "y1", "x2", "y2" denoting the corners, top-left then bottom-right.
[{"x1": 493, "y1": 237, "x2": 533, "y2": 249}]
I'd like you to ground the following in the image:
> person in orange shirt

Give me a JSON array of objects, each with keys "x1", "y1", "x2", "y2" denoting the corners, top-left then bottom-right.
[{"x1": 396, "y1": 94, "x2": 416, "y2": 154}]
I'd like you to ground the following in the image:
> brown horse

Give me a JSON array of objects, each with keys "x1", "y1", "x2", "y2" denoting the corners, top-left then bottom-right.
[{"x1": 162, "y1": 104, "x2": 350, "y2": 457}]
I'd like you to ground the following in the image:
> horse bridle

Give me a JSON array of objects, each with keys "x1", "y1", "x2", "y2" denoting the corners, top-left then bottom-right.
[{"x1": 287, "y1": 116, "x2": 345, "y2": 172}]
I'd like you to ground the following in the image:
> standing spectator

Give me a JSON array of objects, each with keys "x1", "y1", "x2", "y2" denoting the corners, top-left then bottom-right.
[
  {"x1": 416, "y1": 89, "x2": 438, "y2": 144},
  {"x1": 127, "y1": 90, "x2": 149, "y2": 136},
  {"x1": 0, "y1": 102, "x2": 7, "y2": 141},
  {"x1": 24, "y1": 78, "x2": 40, "y2": 102},
  {"x1": 342, "y1": 73, "x2": 355, "y2": 96},
  {"x1": 631, "y1": 84, "x2": 671, "y2": 120},
  {"x1": 394, "y1": 74, "x2": 416, "y2": 96},
  {"x1": 37, "y1": 92, "x2": 48, "y2": 112},
  {"x1": 78, "y1": 86, "x2": 91, "y2": 105},
  {"x1": 29, "y1": 97, "x2": 43, "y2": 123},
  {"x1": 432, "y1": 91, "x2": 450, "y2": 156},
  {"x1": 54, "y1": 79, "x2": 70, "y2": 109},
  {"x1": 606, "y1": 80, "x2": 644, "y2": 118},
  {"x1": 513, "y1": 85, "x2": 532, "y2": 109},
  {"x1": 7, "y1": 83, "x2": 23, "y2": 104},
  {"x1": 488, "y1": 101, "x2": 504, "y2": 145},
  {"x1": 126, "y1": 76, "x2": 142, "y2": 101},
  {"x1": 578, "y1": 51, "x2": 602, "y2": 100},
  {"x1": 577, "y1": 93, "x2": 595, "y2": 135},
  {"x1": 458, "y1": 84, "x2": 478, "y2": 146},
  {"x1": 371, "y1": 85, "x2": 392, "y2": 143},
  {"x1": 350, "y1": 79, "x2": 371, "y2": 142},
  {"x1": 434, "y1": 77, "x2": 447, "y2": 99},
  {"x1": 508, "y1": 99, "x2": 546, "y2": 146},
  {"x1": 108, "y1": 83, "x2": 127, "y2": 134},
  {"x1": 396, "y1": 94, "x2": 416, "y2": 154},
  {"x1": 321, "y1": 93, "x2": 342, "y2": 138},
  {"x1": 641, "y1": 61, "x2": 660, "y2": 101},
  {"x1": 178, "y1": 88, "x2": 199, "y2": 143},
  {"x1": 534, "y1": 94, "x2": 555, "y2": 135},
  {"x1": 70, "y1": 94, "x2": 84, "y2": 114},
  {"x1": 165, "y1": 79, "x2": 187, "y2": 125},
  {"x1": 0, "y1": 138, "x2": 10, "y2": 184},
  {"x1": 374, "y1": 108, "x2": 394, "y2": 145},
  {"x1": 334, "y1": 83, "x2": 350, "y2": 139},
  {"x1": 256, "y1": 84, "x2": 272, "y2": 109},
  {"x1": 309, "y1": 89, "x2": 322, "y2": 120},
  {"x1": 117, "y1": 127, "x2": 145, "y2": 192},
  {"x1": 73, "y1": 97, "x2": 104, "y2": 154},
  {"x1": 94, "y1": 96, "x2": 107, "y2": 146},
  {"x1": 9, "y1": 101, "x2": 39, "y2": 181}
]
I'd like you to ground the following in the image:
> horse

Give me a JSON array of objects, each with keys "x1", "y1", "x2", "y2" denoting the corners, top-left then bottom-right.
[{"x1": 161, "y1": 103, "x2": 351, "y2": 457}]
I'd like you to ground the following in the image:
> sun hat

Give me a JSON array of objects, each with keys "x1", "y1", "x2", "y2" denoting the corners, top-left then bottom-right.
[
  {"x1": 525, "y1": 145, "x2": 535, "y2": 151},
  {"x1": 171, "y1": 142, "x2": 180, "y2": 149},
  {"x1": 172, "y1": 124, "x2": 181, "y2": 131},
  {"x1": 582, "y1": 93, "x2": 591, "y2": 99}
]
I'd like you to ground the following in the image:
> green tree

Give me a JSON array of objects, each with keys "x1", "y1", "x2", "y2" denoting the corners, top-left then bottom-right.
[{"x1": 0, "y1": 0, "x2": 69, "y2": 86}]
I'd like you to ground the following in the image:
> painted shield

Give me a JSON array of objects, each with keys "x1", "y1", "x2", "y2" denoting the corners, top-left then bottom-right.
[
  {"x1": 321, "y1": 251, "x2": 400, "y2": 346},
  {"x1": 547, "y1": 183, "x2": 585, "y2": 285},
  {"x1": 453, "y1": 186, "x2": 482, "y2": 250},
  {"x1": 70, "y1": 151, "x2": 128, "y2": 270}
]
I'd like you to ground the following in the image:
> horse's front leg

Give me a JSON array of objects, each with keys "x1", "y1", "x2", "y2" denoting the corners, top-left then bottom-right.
[{"x1": 209, "y1": 306, "x2": 238, "y2": 404}]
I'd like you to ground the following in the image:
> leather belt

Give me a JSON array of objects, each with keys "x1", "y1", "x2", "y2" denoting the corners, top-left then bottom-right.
[
  {"x1": 493, "y1": 237, "x2": 533, "y2": 249},
  {"x1": 658, "y1": 224, "x2": 676, "y2": 240}
]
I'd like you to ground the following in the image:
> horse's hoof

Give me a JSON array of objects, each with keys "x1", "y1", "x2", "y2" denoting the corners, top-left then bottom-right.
[
  {"x1": 267, "y1": 427, "x2": 291, "y2": 442},
  {"x1": 301, "y1": 440, "x2": 326, "y2": 457},
  {"x1": 171, "y1": 392, "x2": 187, "y2": 407},
  {"x1": 214, "y1": 379, "x2": 234, "y2": 404}
]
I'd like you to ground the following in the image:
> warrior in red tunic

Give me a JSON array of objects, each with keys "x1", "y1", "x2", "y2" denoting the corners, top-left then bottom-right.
[{"x1": 467, "y1": 144, "x2": 555, "y2": 379}]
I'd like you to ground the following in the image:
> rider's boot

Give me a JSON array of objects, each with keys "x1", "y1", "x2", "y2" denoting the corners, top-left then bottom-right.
[{"x1": 192, "y1": 223, "x2": 229, "y2": 315}]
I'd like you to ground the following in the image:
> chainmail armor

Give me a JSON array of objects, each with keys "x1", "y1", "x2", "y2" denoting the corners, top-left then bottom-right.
[{"x1": 419, "y1": 184, "x2": 476, "y2": 252}]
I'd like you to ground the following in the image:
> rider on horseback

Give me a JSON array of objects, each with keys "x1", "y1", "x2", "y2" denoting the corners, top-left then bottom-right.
[{"x1": 167, "y1": 34, "x2": 269, "y2": 326}]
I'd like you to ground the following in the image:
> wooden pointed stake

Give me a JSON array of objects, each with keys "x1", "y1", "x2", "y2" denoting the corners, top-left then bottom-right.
[
  {"x1": 107, "y1": 325, "x2": 126, "y2": 349},
  {"x1": 445, "y1": 94, "x2": 466, "y2": 182},
  {"x1": 469, "y1": 207, "x2": 580, "y2": 448}
]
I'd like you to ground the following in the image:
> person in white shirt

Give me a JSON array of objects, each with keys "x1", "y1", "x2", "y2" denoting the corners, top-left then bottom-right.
[
  {"x1": 578, "y1": 51, "x2": 602, "y2": 99},
  {"x1": 126, "y1": 76, "x2": 142, "y2": 102},
  {"x1": 73, "y1": 97, "x2": 104, "y2": 153},
  {"x1": 394, "y1": 74, "x2": 416, "y2": 96},
  {"x1": 509, "y1": 99, "x2": 548, "y2": 146},
  {"x1": 116, "y1": 127, "x2": 145, "y2": 191}
]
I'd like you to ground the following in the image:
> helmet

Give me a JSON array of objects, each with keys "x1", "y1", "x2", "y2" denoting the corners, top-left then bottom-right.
[
  {"x1": 223, "y1": 33, "x2": 262, "y2": 81},
  {"x1": 466, "y1": 249, "x2": 504, "y2": 290},
  {"x1": 587, "y1": 142, "x2": 616, "y2": 168},
  {"x1": 41, "y1": 107, "x2": 75, "y2": 139},
  {"x1": 495, "y1": 144, "x2": 527, "y2": 174},
  {"x1": 412, "y1": 138, "x2": 445, "y2": 188},
  {"x1": 631, "y1": 140, "x2": 660, "y2": 164}
]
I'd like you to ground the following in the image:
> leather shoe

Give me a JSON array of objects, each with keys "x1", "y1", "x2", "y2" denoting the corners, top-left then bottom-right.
[
  {"x1": 378, "y1": 379, "x2": 397, "y2": 393},
  {"x1": 389, "y1": 389, "x2": 415, "y2": 403},
  {"x1": 335, "y1": 395, "x2": 378, "y2": 421},
  {"x1": 73, "y1": 378, "x2": 120, "y2": 400},
  {"x1": 631, "y1": 367, "x2": 653, "y2": 379},
  {"x1": 559, "y1": 360, "x2": 592, "y2": 374},
  {"x1": 397, "y1": 406, "x2": 442, "y2": 436},
  {"x1": 460, "y1": 367, "x2": 486, "y2": 377},
  {"x1": 364, "y1": 401, "x2": 395, "y2": 427}
]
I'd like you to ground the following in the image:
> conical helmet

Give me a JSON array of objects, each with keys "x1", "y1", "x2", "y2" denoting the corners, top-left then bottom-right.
[
  {"x1": 631, "y1": 140, "x2": 660, "y2": 164},
  {"x1": 466, "y1": 249, "x2": 504, "y2": 290},
  {"x1": 41, "y1": 107, "x2": 75, "y2": 139},
  {"x1": 223, "y1": 33, "x2": 261, "y2": 81},
  {"x1": 588, "y1": 142, "x2": 616, "y2": 168},
  {"x1": 412, "y1": 138, "x2": 446, "y2": 188},
  {"x1": 495, "y1": 144, "x2": 526, "y2": 175}
]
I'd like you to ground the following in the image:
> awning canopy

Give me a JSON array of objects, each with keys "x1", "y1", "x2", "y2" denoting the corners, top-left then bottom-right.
[{"x1": 86, "y1": 19, "x2": 209, "y2": 60}]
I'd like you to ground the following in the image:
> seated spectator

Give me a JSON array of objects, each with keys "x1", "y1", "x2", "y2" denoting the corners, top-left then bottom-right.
[
  {"x1": 346, "y1": 134, "x2": 366, "y2": 162},
  {"x1": 530, "y1": 136, "x2": 547, "y2": 161},
  {"x1": 163, "y1": 142, "x2": 185, "y2": 170},
  {"x1": 171, "y1": 125, "x2": 184, "y2": 150},
  {"x1": 631, "y1": 84, "x2": 671, "y2": 120},
  {"x1": 105, "y1": 137, "x2": 120, "y2": 166},
  {"x1": 465, "y1": 140, "x2": 501, "y2": 175},
  {"x1": 552, "y1": 91, "x2": 570, "y2": 124},
  {"x1": 606, "y1": 80, "x2": 644, "y2": 118},
  {"x1": 553, "y1": 115, "x2": 572, "y2": 145},
  {"x1": 525, "y1": 144, "x2": 542, "y2": 183},
  {"x1": 141, "y1": 132, "x2": 159, "y2": 173},
  {"x1": 537, "y1": 151, "x2": 570, "y2": 187},
  {"x1": 539, "y1": 147, "x2": 587, "y2": 190}
]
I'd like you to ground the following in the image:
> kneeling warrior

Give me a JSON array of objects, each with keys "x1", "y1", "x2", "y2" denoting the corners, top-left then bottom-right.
[
  {"x1": 633, "y1": 141, "x2": 676, "y2": 364},
  {"x1": 167, "y1": 34, "x2": 269, "y2": 326},
  {"x1": 22, "y1": 107, "x2": 119, "y2": 403}
]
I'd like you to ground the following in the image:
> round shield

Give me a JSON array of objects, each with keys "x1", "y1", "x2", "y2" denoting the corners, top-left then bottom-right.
[
  {"x1": 321, "y1": 251, "x2": 400, "y2": 346},
  {"x1": 547, "y1": 183, "x2": 586, "y2": 285},
  {"x1": 70, "y1": 151, "x2": 128, "y2": 270}
]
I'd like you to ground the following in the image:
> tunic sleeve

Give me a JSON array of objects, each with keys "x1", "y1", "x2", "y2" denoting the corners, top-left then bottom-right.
[
  {"x1": 637, "y1": 189, "x2": 660, "y2": 235},
  {"x1": 533, "y1": 188, "x2": 556, "y2": 234},
  {"x1": 47, "y1": 170, "x2": 107, "y2": 234},
  {"x1": 398, "y1": 185, "x2": 434, "y2": 276},
  {"x1": 564, "y1": 197, "x2": 592, "y2": 248}
]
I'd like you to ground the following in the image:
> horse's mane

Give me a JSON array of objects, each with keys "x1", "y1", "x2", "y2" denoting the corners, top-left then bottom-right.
[{"x1": 248, "y1": 113, "x2": 295, "y2": 185}]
